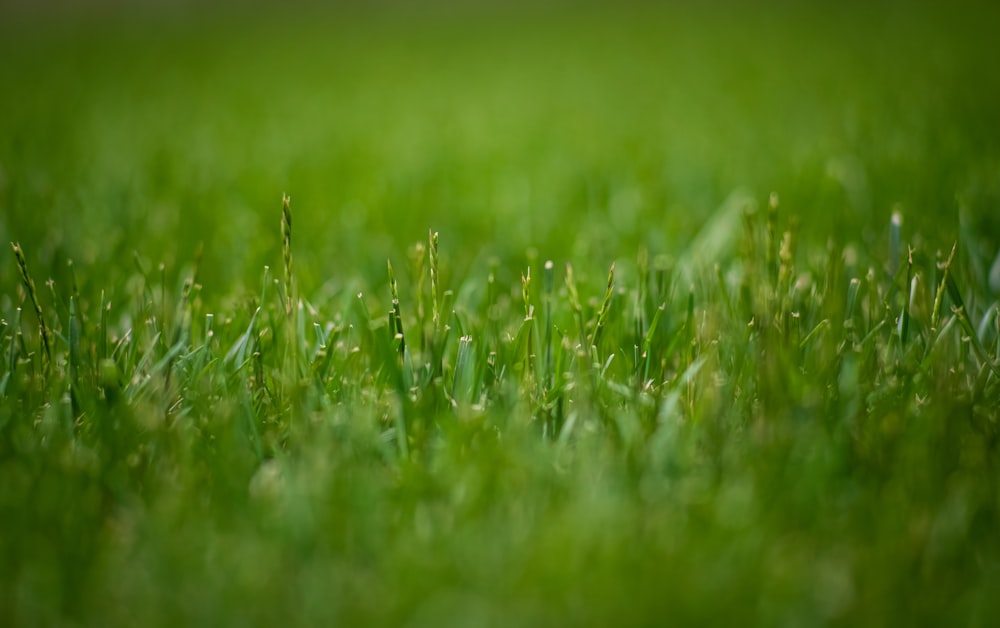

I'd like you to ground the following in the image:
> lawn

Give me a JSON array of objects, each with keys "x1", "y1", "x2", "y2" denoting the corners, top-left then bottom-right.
[{"x1": 1, "y1": 1, "x2": 1000, "y2": 626}]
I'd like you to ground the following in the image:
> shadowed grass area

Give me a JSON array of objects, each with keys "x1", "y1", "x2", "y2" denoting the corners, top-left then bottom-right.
[{"x1": 1, "y1": 1, "x2": 999, "y2": 626}]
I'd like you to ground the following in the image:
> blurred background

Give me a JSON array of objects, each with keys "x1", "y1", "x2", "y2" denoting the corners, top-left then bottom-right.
[{"x1": 2, "y1": 0, "x2": 999, "y2": 299}]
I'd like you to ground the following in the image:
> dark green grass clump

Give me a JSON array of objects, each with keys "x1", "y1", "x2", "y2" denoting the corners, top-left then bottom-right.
[{"x1": 1, "y1": 195, "x2": 998, "y2": 626}]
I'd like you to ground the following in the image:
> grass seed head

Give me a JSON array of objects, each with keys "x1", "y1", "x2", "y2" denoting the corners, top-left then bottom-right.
[
  {"x1": 10, "y1": 242, "x2": 51, "y2": 364},
  {"x1": 281, "y1": 194, "x2": 293, "y2": 316}
]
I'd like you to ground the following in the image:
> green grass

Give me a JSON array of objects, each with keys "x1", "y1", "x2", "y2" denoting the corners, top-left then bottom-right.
[{"x1": 2, "y1": 1, "x2": 1000, "y2": 626}]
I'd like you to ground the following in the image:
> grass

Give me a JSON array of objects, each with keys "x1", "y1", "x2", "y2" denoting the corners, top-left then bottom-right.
[{"x1": 2, "y1": 1, "x2": 1000, "y2": 626}]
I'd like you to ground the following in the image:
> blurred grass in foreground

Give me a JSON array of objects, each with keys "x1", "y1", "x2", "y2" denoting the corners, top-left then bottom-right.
[{"x1": 1, "y1": 1, "x2": 1000, "y2": 626}]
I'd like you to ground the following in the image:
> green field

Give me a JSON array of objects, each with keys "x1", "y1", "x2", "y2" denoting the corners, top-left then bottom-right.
[{"x1": 2, "y1": 1, "x2": 1000, "y2": 625}]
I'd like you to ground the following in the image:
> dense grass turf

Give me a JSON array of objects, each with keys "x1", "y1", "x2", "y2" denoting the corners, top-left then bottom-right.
[{"x1": 2, "y1": 1, "x2": 1000, "y2": 625}]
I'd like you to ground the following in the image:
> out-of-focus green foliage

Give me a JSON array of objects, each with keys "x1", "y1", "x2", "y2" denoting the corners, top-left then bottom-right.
[{"x1": 1, "y1": 1, "x2": 999, "y2": 626}]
